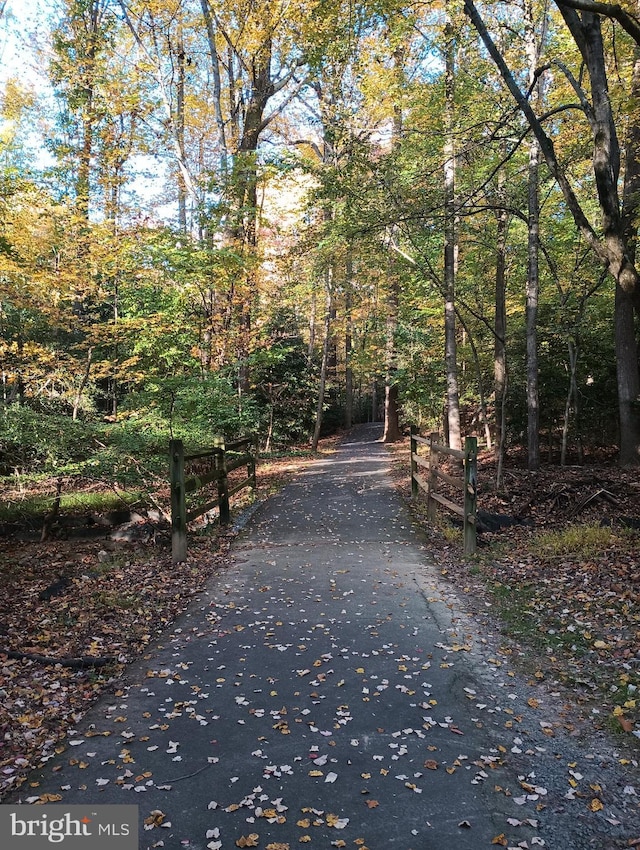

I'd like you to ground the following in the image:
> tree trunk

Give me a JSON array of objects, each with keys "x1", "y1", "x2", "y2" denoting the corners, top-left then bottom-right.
[
  {"x1": 615, "y1": 283, "x2": 640, "y2": 464},
  {"x1": 382, "y1": 269, "x2": 402, "y2": 442},
  {"x1": 308, "y1": 283, "x2": 317, "y2": 365},
  {"x1": 561, "y1": 338, "x2": 583, "y2": 466},
  {"x1": 345, "y1": 255, "x2": 354, "y2": 430},
  {"x1": 383, "y1": 44, "x2": 405, "y2": 444},
  {"x1": 526, "y1": 137, "x2": 541, "y2": 470},
  {"x1": 525, "y1": 1, "x2": 541, "y2": 470},
  {"x1": 176, "y1": 26, "x2": 187, "y2": 233},
  {"x1": 494, "y1": 169, "x2": 508, "y2": 465},
  {"x1": 312, "y1": 276, "x2": 333, "y2": 452},
  {"x1": 199, "y1": 0, "x2": 228, "y2": 170},
  {"x1": 443, "y1": 19, "x2": 461, "y2": 452},
  {"x1": 619, "y1": 47, "x2": 640, "y2": 464},
  {"x1": 72, "y1": 347, "x2": 93, "y2": 422}
]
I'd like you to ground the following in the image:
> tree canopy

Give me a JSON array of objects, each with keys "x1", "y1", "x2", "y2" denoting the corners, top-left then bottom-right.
[{"x1": 1, "y1": 0, "x2": 639, "y2": 479}]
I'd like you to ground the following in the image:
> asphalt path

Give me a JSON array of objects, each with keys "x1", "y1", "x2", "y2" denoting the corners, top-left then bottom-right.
[{"x1": 8, "y1": 424, "x2": 639, "y2": 849}]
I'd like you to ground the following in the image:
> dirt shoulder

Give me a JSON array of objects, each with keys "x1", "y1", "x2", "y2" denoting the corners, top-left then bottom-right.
[{"x1": 385, "y1": 439, "x2": 640, "y2": 746}]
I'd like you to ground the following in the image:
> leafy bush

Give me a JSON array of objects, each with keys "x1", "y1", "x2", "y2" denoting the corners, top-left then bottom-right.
[
  {"x1": 0, "y1": 407, "x2": 96, "y2": 473},
  {"x1": 122, "y1": 373, "x2": 260, "y2": 448}
]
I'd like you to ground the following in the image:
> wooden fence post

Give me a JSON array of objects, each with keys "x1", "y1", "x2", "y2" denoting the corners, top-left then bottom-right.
[
  {"x1": 427, "y1": 432, "x2": 439, "y2": 522},
  {"x1": 170, "y1": 439, "x2": 187, "y2": 563},
  {"x1": 463, "y1": 436, "x2": 478, "y2": 556},
  {"x1": 215, "y1": 435, "x2": 230, "y2": 525},
  {"x1": 410, "y1": 426, "x2": 419, "y2": 497}
]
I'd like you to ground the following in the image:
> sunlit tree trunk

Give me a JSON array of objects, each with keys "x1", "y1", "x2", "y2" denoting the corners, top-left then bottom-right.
[
  {"x1": 383, "y1": 44, "x2": 405, "y2": 444},
  {"x1": 494, "y1": 168, "x2": 508, "y2": 484},
  {"x1": 443, "y1": 17, "x2": 461, "y2": 451},
  {"x1": 345, "y1": 252, "x2": 354, "y2": 430},
  {"x1": 525, "y1": 0, "x2": 542, "y2": 469},
  {"x1": 176, "y1": 25, "x2": 187, "y2": 234},
  {"x1": 312, "y1": 273, "x2": 333, "y2": 451}
]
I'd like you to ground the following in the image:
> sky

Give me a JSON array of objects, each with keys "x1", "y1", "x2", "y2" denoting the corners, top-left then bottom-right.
[
  {"x1": 0, "y1": 0, "x2": 174, "y2": 221},
  {"x1": 0, "y1": 0, "x2": 48, "y2": 88}
]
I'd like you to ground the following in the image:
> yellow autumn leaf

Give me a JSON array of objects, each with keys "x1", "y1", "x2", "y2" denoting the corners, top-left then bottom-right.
[
  {"x1": 260, "y1": 809, "x2": 277, "y2": 819},
  {"x1": 143, "y1": 810, "x2": 166, "y2": 827},
  {"x1": 589, "y1": 799, "x2": 604, "y2": 812},
  {"x1": 236, "y1": 834, "x2": 259, "y2": 848}
]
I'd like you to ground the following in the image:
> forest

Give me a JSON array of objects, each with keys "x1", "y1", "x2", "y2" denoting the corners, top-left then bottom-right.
[
  {"x1": 2, "y1": 0, "x2": 640, "y2": 808},
  {"x1": 1, "y1": 0, "x2": 640, "y2": 504}
]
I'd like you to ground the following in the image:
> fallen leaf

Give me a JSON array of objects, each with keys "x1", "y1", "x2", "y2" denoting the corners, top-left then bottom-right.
[{"x1": 619, "y1": 715, "x2": 635, "y2": 733}]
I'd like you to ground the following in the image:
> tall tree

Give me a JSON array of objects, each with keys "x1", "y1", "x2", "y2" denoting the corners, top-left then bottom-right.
[
  {"x1": 463, "y1": 0, "x2": 640, "y2": 464},
  {"x1": 524, "y1": 0, "x2": 545, "y2": 470}
]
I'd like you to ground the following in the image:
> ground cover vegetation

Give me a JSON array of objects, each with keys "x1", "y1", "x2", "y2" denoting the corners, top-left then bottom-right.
[{"x1": 1, "y1": 0, "x2": 640, "y2": 799}]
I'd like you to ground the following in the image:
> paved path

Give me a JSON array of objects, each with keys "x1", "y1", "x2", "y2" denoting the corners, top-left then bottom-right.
[{"x1": 10, "y1": 426, "x2": 638, "y2": 849}]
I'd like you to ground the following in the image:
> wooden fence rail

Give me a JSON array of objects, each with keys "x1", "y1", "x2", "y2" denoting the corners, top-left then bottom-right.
[
  {"x1": 410, "y1": 427, "x2": 478, "y2": 556},
  {"x1": 169, "y1": 435, "x2": 257, "y2": 563}
]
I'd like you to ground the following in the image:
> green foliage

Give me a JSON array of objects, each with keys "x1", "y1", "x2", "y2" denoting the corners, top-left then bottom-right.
[
  {"x1": 125, "y1": 373, "x2": 259, "y2": 443},
  {"x1": 251, "y1": 309, "x2": 317, "y2": 447},
  {"x1": 0, "y1": 407, "x2": 95, "y2": 473},
  {"x1": 533, "y1": 524, "x2": 635, "y2": 559}
]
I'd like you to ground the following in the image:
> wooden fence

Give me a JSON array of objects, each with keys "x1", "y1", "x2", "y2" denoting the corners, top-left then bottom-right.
[
  {"x1": 169, "y1": 435, "x2": 257, "y2": 563},
  {"x1": 410, "y1": 427, "x2": 478, "y2": 556}
]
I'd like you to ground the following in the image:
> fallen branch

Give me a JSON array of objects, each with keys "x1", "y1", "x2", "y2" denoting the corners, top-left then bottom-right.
[
  {"x1": 0, "y1": 650, "x2": 119, "y2": 669},
  {"x1": 571, "y1": 488, "x2": 619, "y2": 518}
]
